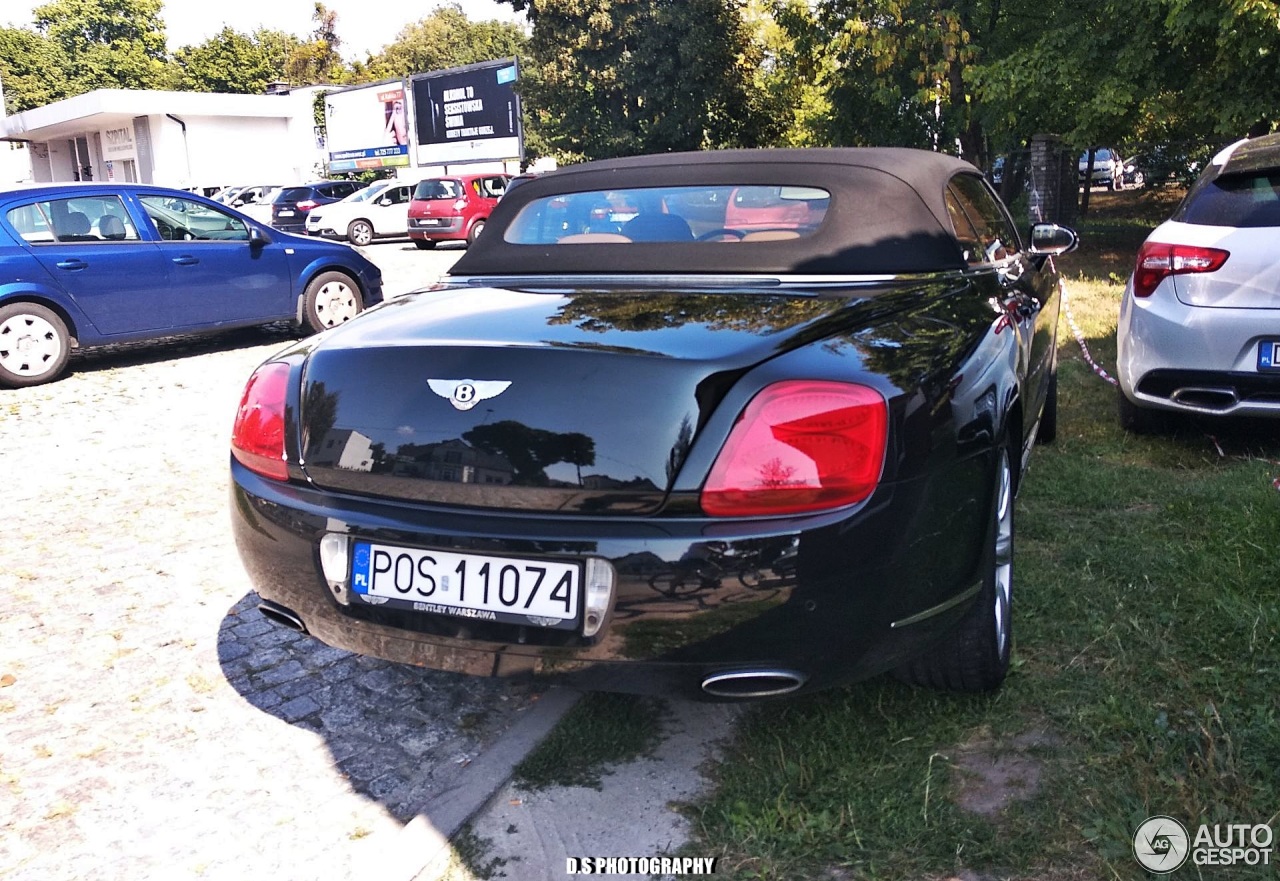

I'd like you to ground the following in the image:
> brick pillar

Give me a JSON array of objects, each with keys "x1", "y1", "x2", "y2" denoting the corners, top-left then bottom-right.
[{"x1": 1027, "y1": 134, "x2": 1077, "y2": 227}]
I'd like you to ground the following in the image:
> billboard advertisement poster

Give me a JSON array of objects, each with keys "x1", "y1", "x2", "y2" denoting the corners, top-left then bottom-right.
[
  {"x1": 324, "y1": 80, "x2": 411, "y2": 172},
  {"x1": 410, "y1": 59, "x2": 523, "y2": 166}
]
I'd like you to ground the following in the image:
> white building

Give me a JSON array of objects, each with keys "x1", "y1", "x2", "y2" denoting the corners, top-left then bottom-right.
[{"x1": 0, "y1": 87, "x2": 331, "y2": 192}]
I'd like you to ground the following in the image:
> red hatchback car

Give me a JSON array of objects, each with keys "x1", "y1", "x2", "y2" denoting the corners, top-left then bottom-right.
[{"x1": 407, "y1": 174, "x2": 510, "y2": 249}]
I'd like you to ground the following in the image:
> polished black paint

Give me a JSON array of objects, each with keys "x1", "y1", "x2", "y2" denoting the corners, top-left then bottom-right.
[{"x1": 231, "y1": 148, "x2": 1065, "y2": 698}]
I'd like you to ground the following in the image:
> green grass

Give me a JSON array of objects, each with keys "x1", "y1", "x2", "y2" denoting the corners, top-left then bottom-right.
[
  {"x1": 678, "y1": 188, "x2": 1280, "y2": 879},
  {"x1": 512, "y1": 692, "x2": 667, "y2": 790}
]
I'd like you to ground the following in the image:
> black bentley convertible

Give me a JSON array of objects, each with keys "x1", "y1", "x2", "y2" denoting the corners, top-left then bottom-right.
[{"x1": 230, "y1": 148, "x2": 1077, "y2": 699}]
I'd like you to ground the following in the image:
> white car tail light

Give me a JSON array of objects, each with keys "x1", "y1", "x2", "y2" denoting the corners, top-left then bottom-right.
[{"x1": 1134, "y1": 241, "x2": 1230, "y2": 297}]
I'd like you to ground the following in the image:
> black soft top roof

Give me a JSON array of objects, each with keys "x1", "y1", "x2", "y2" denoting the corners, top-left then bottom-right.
[{"x1": 452, "y1": 148, "x2": 980, "y2": 276}]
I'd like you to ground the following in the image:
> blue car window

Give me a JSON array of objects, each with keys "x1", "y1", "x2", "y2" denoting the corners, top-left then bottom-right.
[
  {"x1": 139, "y1": 195, "x2": 249, "y2": 242},
  {"x1": 946, "y1": 174, "x2": 1020, "y2": 264},
  {"x1": 504, "y1": 185, "x2": 831, "y2": 245},
  {"x1": 7, "y1": 195, "x2": 140, "y2": 244}
]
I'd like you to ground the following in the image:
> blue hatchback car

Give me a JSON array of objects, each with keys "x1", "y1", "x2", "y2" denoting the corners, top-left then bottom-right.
[{"x1": 0, "y1": 183, "x2": 384, "y2": 388}]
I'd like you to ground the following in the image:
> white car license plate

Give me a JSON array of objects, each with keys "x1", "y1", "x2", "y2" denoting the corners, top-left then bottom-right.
[
  {"x1": 1258, "y1": 341, "x2": 1280, "y2": 371},
  {"x1": 278, "y1": 209, "x2": 295, "y2": 217},
  {"x1": 350, "y1": 541, "x2": 580, "y2": 627}
]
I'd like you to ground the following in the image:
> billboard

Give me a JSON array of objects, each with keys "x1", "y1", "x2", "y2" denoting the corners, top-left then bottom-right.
[
  {"x1": 323, "y1": 80, "x2": 411, "y2": 172},
  {"x1": 410, "y1": 59, "x2": 522, "y2": 166}
]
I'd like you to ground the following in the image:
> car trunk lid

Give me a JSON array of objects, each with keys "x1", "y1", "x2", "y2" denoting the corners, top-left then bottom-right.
[{"x1": 296, "y1": 282, "x2": 902, "y2": 514}]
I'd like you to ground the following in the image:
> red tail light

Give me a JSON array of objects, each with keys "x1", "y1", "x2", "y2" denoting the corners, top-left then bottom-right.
[
  {"x1": 296, "y1": 199, "x2": 319, "y2": 211},
  {"x1": 231, "y1": 362, "x2": 291, "y2": 480},
  {"x1": 701, "y1": 381, "x2": 888, "y2": 517},
  {"x1": 1133, "y1": 241, "x2": 1229, "y2": 297}
]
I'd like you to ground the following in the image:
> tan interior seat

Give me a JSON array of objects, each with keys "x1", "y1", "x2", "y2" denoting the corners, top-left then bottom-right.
[
  {"x1": 557, "y1": 233, "x2": 633, "y2": 244},
  {"x1": 741, "y1": 230, "x2": 801, "y2": 242}
]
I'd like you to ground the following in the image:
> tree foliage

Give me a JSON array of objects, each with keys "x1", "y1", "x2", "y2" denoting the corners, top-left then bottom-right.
[
  {"x1": 0, "y1": 27, "x2": 66, "y2": 112},
  {"x1": 366, "y1": 3, "x2": 528, "y2": 78},
  {"x1": 172, "y1": 27, "x2": 302, "y2": 94},
  {"x1": 501, "y1": 0, "x2": 783, "y2": 161},
  {"x1": 284, "y1": 2, "x2": 348, "y2": 86},
  {"x1": 33, "y1": 0, "x2": 170, "y2": 93}
]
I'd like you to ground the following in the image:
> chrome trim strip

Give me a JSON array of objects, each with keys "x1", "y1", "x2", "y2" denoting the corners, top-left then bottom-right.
[
  {"x1": 445, "y1": 271, "x2": 958, "y2": 290},
  {"x1": 890, "y1": 583, "x2": 982, "y2": 629}
]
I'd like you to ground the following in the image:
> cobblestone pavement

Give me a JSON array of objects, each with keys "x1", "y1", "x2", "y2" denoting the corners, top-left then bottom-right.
[{"x1": 0, "y1": 244, "x2": 543, "y2": 880}]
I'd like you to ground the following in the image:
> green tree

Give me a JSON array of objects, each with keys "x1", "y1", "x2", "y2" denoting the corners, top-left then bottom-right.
[
  {"x1": 367, "y1": 3, "x2": 528, "y2": 78},
  {"x1": 0, "y1": 27, "x2": 67, "y2": 112},
  {"x1": 285, "y1": 2, "x2": 349, "y2": 85},
  {"x1": 172, "y1": 27, "x2": 297, "y2": 93},
  {"x1": 33, "y1": 0, "x2": 169, "y2": 94},
  {"x1": 502, "y1": 0, "x2": 782, "y2": 161}
]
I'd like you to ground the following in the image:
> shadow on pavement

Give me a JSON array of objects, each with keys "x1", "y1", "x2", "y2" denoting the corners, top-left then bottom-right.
[
  {"x1": 215, "y1": 592, "x2": 541, "y2": 823},
  {"x1": 68, "y1": 323, "x2": 300, "y2": 376}
]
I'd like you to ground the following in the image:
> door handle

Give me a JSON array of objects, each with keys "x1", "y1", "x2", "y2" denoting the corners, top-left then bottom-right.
[
  {"x1": 171, "y1": 255, "x2": 199, "y2": 266},
  {"x1": 55, "y1": 259, "x2": 88, "y2": 270}
]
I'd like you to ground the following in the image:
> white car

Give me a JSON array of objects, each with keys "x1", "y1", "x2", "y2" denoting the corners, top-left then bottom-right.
[
  {"x1": 305, "y1": 179, "x2": 415, "y2": 245},
  {"x1": 1116, "y1": 133, "x2": 1280, "y2": 430},
  {"x1": 237, "y1": 186, "x2": 288, "y2": 224}
]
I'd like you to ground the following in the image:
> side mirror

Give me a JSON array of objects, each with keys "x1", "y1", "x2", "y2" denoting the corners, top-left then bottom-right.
[
  {"x1": 249, "y1": 226, "x2": 270, "y2": 247},
  {"x1": 1027, "y1": 223, "x2": 1079, "y2": 257},
  {"x1": 378, "y1": 198, "x2": 392, "y2": 206}
]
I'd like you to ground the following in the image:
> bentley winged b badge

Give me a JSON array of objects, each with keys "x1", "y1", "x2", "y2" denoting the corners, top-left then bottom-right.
[{"x1": 427, "y1": 379, "x2": 512, "y2": 411}]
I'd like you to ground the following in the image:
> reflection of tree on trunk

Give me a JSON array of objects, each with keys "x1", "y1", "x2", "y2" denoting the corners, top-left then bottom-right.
[{"x1": 463, "y1": 420, "x2": 596, "y2": 486}]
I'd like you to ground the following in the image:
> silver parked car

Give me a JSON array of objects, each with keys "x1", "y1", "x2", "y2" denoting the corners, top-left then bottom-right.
[
  {"x1": 1116, "y1": 133, "x2": 1280, "y2": 430},
  {"x1": 1078, "y1": 147, "x2": 1125, "y2": 190}
]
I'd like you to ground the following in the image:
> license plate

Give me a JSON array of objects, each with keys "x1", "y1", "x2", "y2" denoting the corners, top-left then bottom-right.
[
  {"x1": 1258, "y1": 341, "x2": 1280, "y2": 371},
  {"x1": 417, "y1": 218, "x2": 443, "y2": 226},
  {"x1": 277, "y1": 209, "x2": 295, "y2": 217},
  {"x1": 350, "y1": 541, "x2": 580, "y2": 628}
]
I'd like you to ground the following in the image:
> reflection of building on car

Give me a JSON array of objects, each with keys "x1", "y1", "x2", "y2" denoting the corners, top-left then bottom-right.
[
  {"x1": 0, "y1": 183, "x2": 384, "y2": 388},
  {"x1": 231, "y1": 147, "x2": 1080, "y2": 702},
  {"x1": 407, "y1": 174, "x2": 510, "y2": 249}
]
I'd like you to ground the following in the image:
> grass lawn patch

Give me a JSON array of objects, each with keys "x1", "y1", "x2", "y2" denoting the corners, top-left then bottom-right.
[{"x1": 683, "y1": 187, "x2": 1280, "y2": 879}]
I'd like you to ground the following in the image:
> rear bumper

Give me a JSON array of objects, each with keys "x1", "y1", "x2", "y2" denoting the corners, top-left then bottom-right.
[
  {"x1": 408, "y1": 217, "x2": 465, "y2": 241},
  {"x1": 230, "y1": 449, "x2": 995, "y2": 699},
  {"x1": 1118, "y1": 277, "x2": 1280, "y2": 417}
]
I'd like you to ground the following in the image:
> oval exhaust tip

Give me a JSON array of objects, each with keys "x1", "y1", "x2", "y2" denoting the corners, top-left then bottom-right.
[
  {"x1": 701, "y1": 669, "x2": 807, "y2": 699},
  {"x1": 258, "y1": 601, "x2": 307, "y2": 634}
]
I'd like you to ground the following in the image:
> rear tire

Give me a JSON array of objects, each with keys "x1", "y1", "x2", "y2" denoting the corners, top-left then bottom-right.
[
  {"x1": 1117, "y1": 388, "x2": 1167, "y2": 434},
  {"x1": 413, "y1": 239, "x2": 437, "y2": 250},
  {"x1": 895, "y1": 445, "x2": 1014, "y2": 692},
  {"x1": 347, "y1": 219, "x2": 373, "y2": 246},
  {"x1": 302, "y1": 271, "x2": 363, "y2": 334},
  {"x1": 467, "y1": 219, "x2": 486, "y2": 246},
  {"x1": 1036, "y1": 372, "x2": 1058, "y2": 444},
  {"x1": 0, "y1": 302, "x2": 71, "y2": 388}
]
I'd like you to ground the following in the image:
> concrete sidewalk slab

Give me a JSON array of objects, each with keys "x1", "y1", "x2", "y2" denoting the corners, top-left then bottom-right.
[{"x1": 419, "y1": 699, "x2": 741, "y2": 881}]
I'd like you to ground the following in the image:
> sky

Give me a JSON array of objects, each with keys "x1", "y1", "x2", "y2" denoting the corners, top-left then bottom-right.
[{"x1": 0, "y1": 0, "x2": 527, "y2": 59}]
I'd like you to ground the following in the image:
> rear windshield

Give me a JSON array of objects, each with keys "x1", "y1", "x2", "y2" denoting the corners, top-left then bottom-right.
[
  {"x1": 503, "y1": 185, "x2": 831, "y2": 245},
  {"x1": 1175, "y1": 170, "x2": 1280, "y2": 227},
  {"x1": 278, "y1": 187, "x2": 313, "y2": 201},
  {"x1": 414, "y1": 179, "x2": 464, "y2": 200}
]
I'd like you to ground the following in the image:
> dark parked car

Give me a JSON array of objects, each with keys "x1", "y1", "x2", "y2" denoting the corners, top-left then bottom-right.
[
  {"x1": 407, "y1": 173, "x2": 510, "y2": 248},
  {"x1": 0, "y1": 183, "x2": 383, "y2": 388},
  {"x1": 231, "y1": 148, "x2": 1077, "y2": 700},
  {"x1": 271, "y1": 181, "x2": 368, "y2": 233}
]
